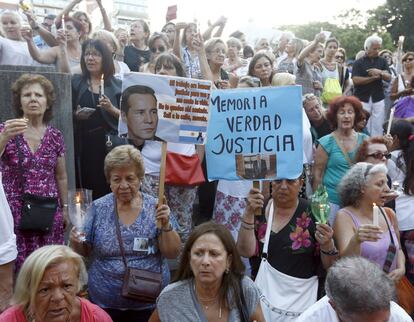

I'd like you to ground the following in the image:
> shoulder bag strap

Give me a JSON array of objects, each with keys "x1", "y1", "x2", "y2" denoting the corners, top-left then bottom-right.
[
  {"x1": 379, "y1": 206, "x2": 397, "y2": 273},
  {"x1": 113, "y1": 200, "x2": 128, "y2": 268},
  {"x1": 14, "y1": 136, "x2": 26, "y2": 194},
  {"x1": 332, "y1": 133, "x2": 354, "y2": 167},
  {"x1": 262, "y1": 200, "x2": 274, "y2": 256}
]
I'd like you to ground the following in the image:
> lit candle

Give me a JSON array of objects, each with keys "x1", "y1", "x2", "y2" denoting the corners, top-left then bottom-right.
[
  {"x1": 62, "y1": 16, "x2": 65, "y2": 30},
  {"x1": 386, "y1": 107, "x2": 395, "y2": 135},
  {"x1": 100, "y1": 74, "x2": 105, "y2": 97},
  {"x1": 373, "y1": 203, "x2": 379, "y2": 226},
  {"x1": 75, "y1": 195, "x2": 81, "y2": 218}
]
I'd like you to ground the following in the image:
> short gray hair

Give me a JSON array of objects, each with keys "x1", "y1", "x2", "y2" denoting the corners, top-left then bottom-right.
[
  {"x1": 326, "y1": 256, "x2": 395, "y2": 314},
  {"x1": 104, "y1": 144, "x2": 144, "y2": 182},
  {"x1": 364, "y1": 35, "x2": 382, "y2": 50},
  {"x1": 338, "y1": 162, "x2": 388, "y2": 207},
  {"x1": 13, "y1": 245, "x2": 87, "y2": 316}
]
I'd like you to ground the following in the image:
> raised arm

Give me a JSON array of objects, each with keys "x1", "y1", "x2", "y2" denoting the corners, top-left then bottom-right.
[
  {"x1": 202, "y1": 16, "x2": 227, "y2": 41},
  {"x1": 96, "y1": 0, "x2": 112, "y2": 31},
  {"x1": 21, "y1": 27, "x2": 58, "y2": 65},
  {"x1": 297, "y1": 32, "x2": 325, "y2": 64},
  {"x1": 173, "y1": 22, "x2": 186, "y2": 59},
  {"x1": 55, "y1": 29, "x2": 71, "y2": 73},
  {"x1": 23, "y1": 9, "x2": 58, "y2": 47},
  {"x1": 56, "y1": 0, "x2": 82, "y2": 26},
  {"x1": 192, "y1": 33, "x2": 213, "y2": 81}
]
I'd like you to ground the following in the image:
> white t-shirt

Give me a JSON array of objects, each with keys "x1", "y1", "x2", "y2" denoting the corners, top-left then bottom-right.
[
  {"x1": 387, "y1": 150, "x2": 414, "y2": 231},
  {"x1": 297, "y1": 296, "x2": 412, "y2": 322},
  {"x1": 0, "y1": 173, "x2": 17, "y2": 265},
  {"x1": 0, "y1": 36, "x2": 38, "y2": 66},
  {"x1": 142, "y1": 141, "x2": 196, "y2": 175}
]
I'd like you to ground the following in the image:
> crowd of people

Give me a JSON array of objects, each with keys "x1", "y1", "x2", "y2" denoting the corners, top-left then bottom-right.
[{"x1": 1, "y1": 1, "x2": 414, "y2": 321}]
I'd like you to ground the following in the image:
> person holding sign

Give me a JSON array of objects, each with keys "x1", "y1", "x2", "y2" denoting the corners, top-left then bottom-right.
[
  {"x1": 237, "y1": 175, "x2": 337, "y2": 321},
  {"x1": 70, "y1": 145, "x2": 180, "y2": 322},
  {"x1": 334, "y1": 162, "x2": 405, "y2": 283}
]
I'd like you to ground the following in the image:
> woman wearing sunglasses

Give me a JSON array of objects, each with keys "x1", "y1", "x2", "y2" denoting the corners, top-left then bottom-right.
[
  {"x1": 140, "y1": 32, "x2": 170, "y2": 74},
  {"x1": 355, "y1": 136, "x2": 397, "y2": 210},
  {"x1": 390, "y1": 52, "x2": 414, "y2": 102}
]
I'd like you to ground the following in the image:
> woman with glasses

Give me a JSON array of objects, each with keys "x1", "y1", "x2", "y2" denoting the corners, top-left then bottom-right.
[
  {"x1": 72, "y1": 39, "x2": 122, "y2": 200},
  {"x1": 387, "y1": 120, "x2": 414, "y2": 285},
  {"x1": 237, "y1": 175, "x2": 337, "y2": 321},
  {"x1": 161, "y1": 22, "x2": 175, "y2": 48},
  {"x1": 140, "y1": 33, "x2": 170, "y2": 74},
  {"x1": 334, "y1": 162, "x2": 405, "y2": 283},
  {"x1": 390, "y1": 52, "x2": 414, "y2": 101},
  {"x1": 312, "y1": 96, "x2": 368, "y2": 225}
]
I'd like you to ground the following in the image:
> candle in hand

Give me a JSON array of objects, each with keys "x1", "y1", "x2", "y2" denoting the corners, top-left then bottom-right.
[
  {"x1": 100, "y1": 74, "x2": 104, "y2": 97},
  {"x1": 62, "y1": 16, "x2": 65, "y2": 30},
  {"x1": 386, "y1": 108, "x2": 395, "y2": 135},
  {"x1": 373, "y1": 203, "x2": 379, "y2": 226}
]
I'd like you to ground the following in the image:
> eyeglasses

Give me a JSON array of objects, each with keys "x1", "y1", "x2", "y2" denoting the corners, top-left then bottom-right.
[
  {"x1": 150, "y1": 46, "x2": 166, "y2": 53},
  {"x1": 367, "y1": 152, "x2": 391, "y2": 160},
  {"x1": 335, "y1": 55, "x2": 344, "y2": 60},
  {"x1": 84, "y1": 51, "x2": 101, "y2": 58},
  {"x1": 403, "y1": 57, "x2": 414, "y2": 62}
]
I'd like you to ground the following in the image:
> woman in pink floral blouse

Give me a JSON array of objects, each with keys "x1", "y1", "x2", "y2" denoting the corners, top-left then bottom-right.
[
  {"x1": 0, "y1": 74, "x2": 68, "y2": 272},
  {"x1": 237, "y1": 175, "x2": 337, "y2": 321}
]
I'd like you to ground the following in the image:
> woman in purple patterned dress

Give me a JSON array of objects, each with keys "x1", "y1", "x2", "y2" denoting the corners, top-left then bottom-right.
[{"x1": 0, "y1": 74, "x2": 68, "y2": 271}]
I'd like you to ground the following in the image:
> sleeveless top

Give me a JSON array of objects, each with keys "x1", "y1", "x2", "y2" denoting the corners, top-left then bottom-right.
[
  {"x1": 341, "y1": 208, "x2": 399, "y2": 271},
  {"x1": 320, "y1": 62, "x2": 339, "y2": 84}
]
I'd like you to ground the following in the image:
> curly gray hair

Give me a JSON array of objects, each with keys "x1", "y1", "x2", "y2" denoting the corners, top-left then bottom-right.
[{"x1": 338, "y1": 162, "x2": 388, "y2": 207}]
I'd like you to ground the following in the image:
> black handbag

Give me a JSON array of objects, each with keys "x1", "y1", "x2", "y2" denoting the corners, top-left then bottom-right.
[
  {"x1": 113, "y1": 201, "x2": 162, "y2": 302},
  {"x1": 15, "y1": 137, "x2": 58, "y2": 233}
]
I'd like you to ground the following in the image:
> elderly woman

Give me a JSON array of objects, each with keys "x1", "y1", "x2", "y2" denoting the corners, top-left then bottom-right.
[
  {"x1": 223, "y1": 37, "x2": 248, "y2": 77},
  {"x1": 149, "y1": 222, "x2": 265, "y2": 322},
  {"x1": 70, "y1": 145, "x2": 180, "y2": 322},
  {"x1": 205, "y1": 38, "x2": 231, "y2": 89},
  {"x1": 312, "y1": 96, "x2": 368, "y2": 224},
  {"x1": 387, "y1": 120, "x2": 414, "y2": 284},
  {"x1": 0, "y1": 245, "x2": 112, "y2": 321},
  {"x1": 124, "y1": 19, "x2": 151, "y2": 72},
  {"x1": 302, "y1": 94, "x2": 332, "y2": 143},
  {"x1": 72, "y1": 38, "x2": 122, "y2": 200},
  {"x1": 297, "y1": 256, "x2": 411, "y2": 321},
  {"x1": 237, "y1": 175, "x2": 337, "y2": 320},
  {"x1": 0, "y1": 11, "x2": 37, "y2": 66},
  {"x1": 0, "y1": 74, "x2": 68, "y2": 272},
  {"x1": 296, "y1": 32, "x2": 325, "y2": 96},
  {"x1": 276, "y1": 38, "x2": 303, "y2": 75},
  {"x1": 390, "y1": 52, "x2": 414, "y2": 101},
  {"x1": 334, "y1": 162, "x2": 405, "y2": 282}
]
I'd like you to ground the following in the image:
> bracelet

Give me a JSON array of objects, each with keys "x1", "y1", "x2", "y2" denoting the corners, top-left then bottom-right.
[
  {"x1": 160, "y1": 224, "x2": 173, "y2": 232},
  {"x1": 241, "y1": 219, "x2": 255, "y2": 226},
  {"x1": 320, "y1": 248, "x2": 339, "y2": 256}
]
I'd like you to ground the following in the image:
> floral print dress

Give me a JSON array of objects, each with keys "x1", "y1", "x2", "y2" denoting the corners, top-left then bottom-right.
[
  {"x1": 0, "y1": 124, "x2": 65, "y2": 271},
  {"x1": 251, "y1": 198, "x2": 321, "y2": 279}
]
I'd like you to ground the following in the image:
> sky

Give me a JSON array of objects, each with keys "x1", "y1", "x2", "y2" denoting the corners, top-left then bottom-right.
[{"x1": 148, "y1": 0, "x2": 386, "y2": 41}]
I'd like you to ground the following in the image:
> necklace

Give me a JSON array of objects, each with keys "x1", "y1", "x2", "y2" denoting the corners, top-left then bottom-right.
[{"x1": 194, "y1": 283, "x2": 222, "y2": 318}]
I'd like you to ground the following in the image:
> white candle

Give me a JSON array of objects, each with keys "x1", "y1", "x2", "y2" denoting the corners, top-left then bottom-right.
[
  {"x1": 373, "y1": 203, "x2": 379, "y2": 226},
  {"x1": 386, "y1": 107, "x2": 395, "y2": 135},
  {"x1": 62, "y1": 16, "x2": 65, "y2": 30},
  {"x1": 100, "y1": 74, "x2": 104, "y2": 97}
]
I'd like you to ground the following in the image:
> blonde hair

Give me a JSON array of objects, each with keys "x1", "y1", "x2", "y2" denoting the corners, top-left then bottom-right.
[
  {"x1": 104, "y1": 145, "x2": 145, "y2": 182},
  {"x1": 13, "y1": 245, "x2": 87, "y2": 315},
  {"x1": 272, "y1": 72, "x2": 296, "y2": 86}
]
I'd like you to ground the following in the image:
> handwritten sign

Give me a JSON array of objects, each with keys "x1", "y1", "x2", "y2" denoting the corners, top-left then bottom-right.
[
  {"x1": 205, "y1": 86, "x2": 303, "y2": 181},
  {"x1": 120, "y1": 73, "x2": 212, "y2": 144}
]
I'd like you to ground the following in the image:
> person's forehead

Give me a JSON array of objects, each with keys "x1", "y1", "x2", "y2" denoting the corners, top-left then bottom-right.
[
  {"x1": 367, "y1": 143, "x2": 387, "y2": 153},
  {"x1": 128, "y1": 93, "x2": 156, "y2": 105}
]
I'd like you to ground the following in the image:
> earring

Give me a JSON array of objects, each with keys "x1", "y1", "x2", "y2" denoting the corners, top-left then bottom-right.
[{"x1": 225, "y1": 267, "x2": 230, "y2": 274}]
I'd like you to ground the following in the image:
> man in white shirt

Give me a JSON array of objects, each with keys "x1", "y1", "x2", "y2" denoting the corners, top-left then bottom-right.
[{"x1": 298, "y1": 256, "x2": 412, "y2": 322}]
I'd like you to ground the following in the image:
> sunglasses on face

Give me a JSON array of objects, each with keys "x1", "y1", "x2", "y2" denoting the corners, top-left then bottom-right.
[
  {"x1": 150, "y1": 46, "x2": 166, "y2": 53},
  {"x1": 335, "y1": 55, "x2": 344, "y2": 59},
  {"x1": 367, "y1": 152, "x2": 391, "y2": 160}
]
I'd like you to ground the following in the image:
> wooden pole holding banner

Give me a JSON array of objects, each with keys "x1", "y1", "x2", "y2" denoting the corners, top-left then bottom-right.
[
  {"x1": 157, "y1": 142, "x2": 168, "y2": 228},
  {"x1": 253, "y1": 181, "x2": 261, "y2": 216}
]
